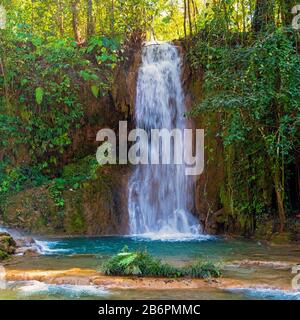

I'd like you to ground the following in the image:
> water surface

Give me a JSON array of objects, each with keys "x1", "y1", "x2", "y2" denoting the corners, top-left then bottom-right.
[{"x1": 1, "y1": 236, "x2": 299, "y2": 300}]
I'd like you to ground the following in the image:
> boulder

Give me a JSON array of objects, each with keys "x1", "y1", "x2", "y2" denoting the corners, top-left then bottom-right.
[
  {"x1": 0, "y1": 232, "x2": 16, "y2": 260},
  {"x1": 1, "y1": 165, "x2": 130, "y2": 236}
]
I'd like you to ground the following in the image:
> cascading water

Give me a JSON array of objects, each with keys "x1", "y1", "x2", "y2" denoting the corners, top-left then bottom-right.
[{"x1": 128, "y1": 42, "x2": 201, "y2": 239}]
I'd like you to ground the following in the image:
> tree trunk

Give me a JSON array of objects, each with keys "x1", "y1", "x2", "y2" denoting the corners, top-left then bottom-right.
[
  {"x1": 191, "y1": 0, "x2": 198, "y2": 15},
  {"x1": 273, "y1": 166, "x2": 286, "y2": 233},
  {"x1": 191, "y1": 0, "x2": 198, "y2": 32},
  {"x1": 87, "y1": 0, "x2": 94, "y2": 38},
  {"x1": 187, "y1": 0, "x2": 193, "y2": 35},
  {"x1": 252, "y1": 0, "x2": 275, "y2": 33},
  {"x1": 280, "y1": 0, "x2": 297, "y2": 26},
  {"x1": 71, "y1": 0, "x2": 80, "y2": 42},
  {"x1": 241, "y1": 0, "x2": 246, "y2": 34},
  {"x1": 183, "y1": 0, "x2": 187, "y2": 37},
  {"x1": 56, "y1": 0, "x2": 64, "y2": 37},
  {"x1": 110, "y1": 0, "x2": 115, "y2": 35},
  {"x1": 222, "y1": 0, "x2": 230, "y2": 32}
]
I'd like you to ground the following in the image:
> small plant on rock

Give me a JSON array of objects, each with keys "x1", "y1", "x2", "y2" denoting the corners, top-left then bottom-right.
[{"x1": 101, "y1": 246, "x2": 221, "y2": 279}]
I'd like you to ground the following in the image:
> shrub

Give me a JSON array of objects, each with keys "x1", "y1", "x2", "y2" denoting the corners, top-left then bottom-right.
[
  {"x1": 101, "y1": 246, "x2": 221, "y2": 279},
  {"x1": 183, "y1": 261, "x2": 222, "y2": 279}
]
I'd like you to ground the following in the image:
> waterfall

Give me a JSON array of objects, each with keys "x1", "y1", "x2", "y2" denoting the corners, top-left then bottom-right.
[{"x1": 128, "y1": 43, "x2": 201, "y2": 239}]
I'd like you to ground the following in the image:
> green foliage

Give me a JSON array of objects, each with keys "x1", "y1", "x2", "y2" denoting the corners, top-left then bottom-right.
[
  {"x1": 1, "y1": 34, "x2": 81, "y2": 163},
  {"x1": 48, "y1": 156, "x2": 99, "y2": 208},
  {"x1": 91, "y1": 85, "x2": 99, "y2": 98},
  {"x1": 0, "y1": 161, "x2": 48, "y2": 206},
  {"x1": 86, "y1": 36, "x2": 119, "y2": 64},
  {"x1": 0, "y1": 249, "x2": 9, "y2": 260},
  {"x1": 0, "y1": 28, "x2": 118, "y2": 167},
  {"x1": 189, "y1": 28, "x2": 300, "y2": 233},
  {"x1": 102, "y1": 246, "x2": 221, "y2": 278},
  {"x1": 0, "y1": 154, "x2": 99, "y2": 211},
  {"x1": 0, "y1": 114, "x2": 22, "y2": 147},
  {"x1": 184, "y1": 260, "x2": 222, "y2": 278},
  {"x1": 0, "y1": 27, "x2": 114, "y2": 210},
  {"x1": 35, "y1": 87, "x2": 44, "y2": 105},
  {"x1": 1, "y1": 0, "x2": 187, "y2": 42}
]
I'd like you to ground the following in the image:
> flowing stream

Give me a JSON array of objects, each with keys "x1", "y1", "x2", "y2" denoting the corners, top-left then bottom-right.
[
  {"x1": 128, "y1": 43, "x2": 200, "y2": 239},
  {"x1": 2, "y1": 236, "x2": 300, "y2": 300}
]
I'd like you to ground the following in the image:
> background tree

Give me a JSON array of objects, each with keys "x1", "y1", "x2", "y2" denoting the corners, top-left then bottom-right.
[
  {"x1": 252, "y1": 0, "x2": 275, "y2": 33},
  {"x1": 71, "y1": 0, "x2": 80, "y2": 42},
  {"x1": 86, "y1": 0, "x2": 94, "y2": 38},
  {"x1": 56, "y1": 0, "x2": 64, "y2": 37},
  {"x1": 0, "y1": 0, "x2": 299, "y2": 235}
]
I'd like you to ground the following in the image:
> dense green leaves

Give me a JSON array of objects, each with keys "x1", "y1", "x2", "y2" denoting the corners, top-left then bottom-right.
[
  {"x1": 102, "y1": 246, "x2": 221, "y2": 278},
  {"x1": 0, "y1": 28, "x2": 118, "y2": 163},
  {"x1": 190, "y1": 28, "x2": 300, "y2": 233},
  {"x1": 0, "y1": 26, "x2": 113, "y2": 210},
  {"x1": 91, "y1": 85, "x2": 99, "y2": 98},
  {"x1": 1, "y1": 0, "x2": 300, "y2": 236},
  {"x1": 35, "y1": 87, "x2": 44, "y2": 105}
]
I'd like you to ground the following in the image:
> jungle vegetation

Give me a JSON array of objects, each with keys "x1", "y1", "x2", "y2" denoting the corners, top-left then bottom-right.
[{"x1": 0, "y1": 0, "x2": 299, "y2": 236}]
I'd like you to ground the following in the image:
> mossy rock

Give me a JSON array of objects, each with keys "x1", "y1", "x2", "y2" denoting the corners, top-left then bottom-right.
[
  {"x1": 270, "y1": 232, "x2": 291, "y2": 244},
  {"x1": 0, "y1": 232, "x2": 16, "y2": 259},
  {"x1": 63, "y1": 165, "x2": 129, "y2": 235},
  {"x1": 0, "y1": 249, "x2": 9, "y2": 261},
  {"x1": 1, "y1": 187, "x2": 63, "y2": 234},
  {"x1": 1, "y1": 164, "x2": 130, "y2": 236},
  {"x1": 62, "y1": 155, "x2": 97, "y2": 181}
]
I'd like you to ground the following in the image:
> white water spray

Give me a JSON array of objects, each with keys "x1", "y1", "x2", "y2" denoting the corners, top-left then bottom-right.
[{"x1": 128, "y1": 43, "x2": 201, "y2": 239}]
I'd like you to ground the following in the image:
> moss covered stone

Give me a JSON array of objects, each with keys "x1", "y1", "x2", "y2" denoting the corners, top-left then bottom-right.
[
  {"x1": 1, "y1": 164, "x2": 129, "y2": 236},
  {"x1": 63, "y1": 165, "x2": 129, "y2": 235},
  {"x1": 0, "y1": 232, "x2": 16, "y2": 260},
  {"x1": 2, "y1": 187, "x2": 62, "y2": 234},
  {"x1": 0, "y1": 249, "x2": 9, "y2": 260}
]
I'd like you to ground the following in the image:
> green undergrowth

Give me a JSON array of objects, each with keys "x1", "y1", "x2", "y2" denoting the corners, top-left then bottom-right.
[
  {"x1": 48, "y1": 155, "x2": 99, "y2": 208},
  {"x1": 0, "y1": 155, "x2": 99, "y2": 209},
  {"x1": 188, "y1": 27, "x2": 300, "y2": 234},
  {"x1": 101, "y1": 246, "x2": 221, "y2": 279},
  {"x1": 0, "y1": 28, "x2": 117, "y2": 209}
]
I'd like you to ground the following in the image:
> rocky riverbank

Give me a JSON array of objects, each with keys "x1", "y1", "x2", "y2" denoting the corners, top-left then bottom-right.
[
  {"x1": 0, "y1": 232, "x2": 16, "y2": 260},
  {"x1": 1, "y1": 232, "x2": 299, "y2": 300},
  {"x1": 2, "y1": 267, "x2": 295, "y2": 293},
  {"x1": 0, "y1": 267, "x2": 263, "y2": 290},
  {"x1": 0, "y1": 231, "x2": 40, "y2": 261}
]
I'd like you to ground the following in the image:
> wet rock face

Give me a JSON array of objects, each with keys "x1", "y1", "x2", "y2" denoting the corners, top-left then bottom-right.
[
  {"x1": 179, "y1": 41, "x2": 225, "y2": 235},
  {"x1": 1, "y1": 165, "x2": 130, "y2": 236},
  {"x1": 193, "y1": 112, "x2": 225, "y2": 234},
  {"x1": 112, "y1": 40, "x2": 227, "y2": 235},
  {"x1": 112, "y1": 43, "x2": 142, "y2": 119},
  {"x1": 15, "y1": 237, "x2": 40, "y2": 256},
  {"x1": 204, "y1": 209, "x2": 225, "y2": 235},
  {"x1": 2, "y1": 187, "x2": 63, "y2": 234},
  {"x1": 0, "y1": 232, "x2": 16, "y2": 260},
  {"x1": 63, "y1": 165, "x2": 130, "y2": 235}
]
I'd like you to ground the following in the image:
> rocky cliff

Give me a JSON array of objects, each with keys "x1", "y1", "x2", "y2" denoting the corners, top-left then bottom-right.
[
  {"x1": 0, "y1": 41, "x2": 244, "y2": 237},
  {"x1": 112, "y1": 41, "x2": 227, "y2": 235},
  {"x1": 0, "y1": 64, "x2": 134, "y2": 236}
]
